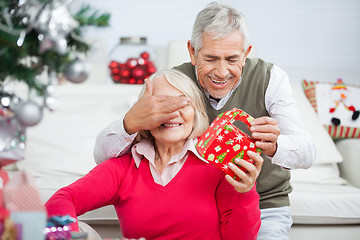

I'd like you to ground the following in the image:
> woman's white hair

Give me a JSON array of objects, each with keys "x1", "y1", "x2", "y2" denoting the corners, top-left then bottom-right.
[
  {"x1": 191, "y1": 2, "x2": 250, "y2": 55},
  {"x1": 135, "y1": 69, "x2": 209, "y2": 142}
]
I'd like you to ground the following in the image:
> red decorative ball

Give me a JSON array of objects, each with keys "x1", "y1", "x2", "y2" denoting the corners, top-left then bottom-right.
[
  {"x1": 109, "y1": 60, "x2": 119, "y2": 69},
  {"x1": 119, "y1": 67, "x2": 130, "y2": 78},
  {"x1": 140, "y1": 52, "x2": 150, "y2": 59},
  {"x1": 111, "y1": 67, "x2": 120, "y2": 74},
  {"x1": 112, "y1": 74, "x2": 121, "y2": 83},
  {"x1": 128, "y1": 78, "x2": 136, "y2": 84},
  {"x1": 126, "y1": 58, "x2": 138, "y2": 68},
  {"x1": 131, "y1": 65, "x2": 146, "y2": 80},
  {"x1": 137, "y1": 58, "x2": 149, "y2": 65},
  {"x1": 146, "y1": 65, "x2": 156, "y2": 75}
]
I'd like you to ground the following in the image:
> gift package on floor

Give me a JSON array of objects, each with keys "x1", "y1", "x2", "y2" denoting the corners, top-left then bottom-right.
[
  {"x1": 0, "y1": 170, "x2": 89, "y2": 240},
  {"x1": 196, "y1": 108, "x2": 261, "y2": 180},
  {"x1": 1, "y1": 171, "x2": 47, "y2": 240}
]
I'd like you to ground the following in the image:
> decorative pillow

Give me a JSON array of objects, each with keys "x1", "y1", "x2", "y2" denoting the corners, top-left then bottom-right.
[{"x1": 302, "y1": 79, "x2": 360, "y2": 139}]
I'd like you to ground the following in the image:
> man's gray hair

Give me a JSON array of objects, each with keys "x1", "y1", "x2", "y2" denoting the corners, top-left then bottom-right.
[{"x1": 191, "y1": 2, "x2": 250, "y2": 55}]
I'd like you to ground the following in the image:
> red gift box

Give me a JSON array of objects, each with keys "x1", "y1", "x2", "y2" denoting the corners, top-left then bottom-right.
[{"x1": 196, "y1": 108, "x2": 261, "y2": 180}]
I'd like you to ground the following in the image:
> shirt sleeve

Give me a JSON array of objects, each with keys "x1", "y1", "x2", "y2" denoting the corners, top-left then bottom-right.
[
  {"x1": 217, "y1": 176, "x2": 261, "y2": 240},
  {"x1": 265, "y1": 65, "x2": 316, "y2": 169},
  {"x1": 45, "y1": 157, "x2": 129, "y2": 231},
  {"x1": 93, "y1": 116, "x2": 137, "y2": 164}
]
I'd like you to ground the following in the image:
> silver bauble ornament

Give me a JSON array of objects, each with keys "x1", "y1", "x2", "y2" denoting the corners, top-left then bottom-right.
[
  {"x1": 0, "y1": 118, "x2": 26, "y2": 167},
  {"x1": 35, "y1": 2, "x2": 78, "y2": 54},
  {"x1": 15, "y1": 100, "x2": 43, "y2": 127},
  {"x1": 63, "y1": 59, "x2": 90, "y2": 83}
]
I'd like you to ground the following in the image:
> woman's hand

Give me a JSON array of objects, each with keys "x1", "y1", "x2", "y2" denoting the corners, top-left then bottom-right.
[{"x1": 225, "y1": 151, "x2": 263, "y2": 193}]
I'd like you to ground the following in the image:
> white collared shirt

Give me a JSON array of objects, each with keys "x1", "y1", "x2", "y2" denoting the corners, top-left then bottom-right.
[{"x1": 131, "y1": 138, "x2": 206, "y2": 186}]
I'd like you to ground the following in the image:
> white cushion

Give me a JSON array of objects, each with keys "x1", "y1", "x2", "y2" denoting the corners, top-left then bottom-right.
[
  {"x1": 290, "y1": 163, "x2": 346, "y2": 185},
  {"x1": 290, "y1": 182, "x2": 360, "y2": 224}
]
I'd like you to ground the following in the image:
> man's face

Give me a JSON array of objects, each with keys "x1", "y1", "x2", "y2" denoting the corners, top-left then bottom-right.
[{"x1": 188, "y1": 30, "x2": 250, "y2": 99}]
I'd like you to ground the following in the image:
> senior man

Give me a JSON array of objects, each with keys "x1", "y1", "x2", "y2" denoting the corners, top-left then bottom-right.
[{"x1": 93, "y1": 3, "x2": 316, "y2": 240}]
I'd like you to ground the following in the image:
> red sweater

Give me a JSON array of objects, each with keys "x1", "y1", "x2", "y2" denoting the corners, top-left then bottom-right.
[{"x1": 45, "y1": 152, "x2": 260, "y2": 240}]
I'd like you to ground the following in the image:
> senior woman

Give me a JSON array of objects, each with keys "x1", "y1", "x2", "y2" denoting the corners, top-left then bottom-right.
[{"x1": 45, "y1": 69, "x2": 263, "y2": 240}]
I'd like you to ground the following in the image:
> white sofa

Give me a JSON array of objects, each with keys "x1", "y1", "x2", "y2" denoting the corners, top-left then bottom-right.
[{"x1": 6, "y1": 42, "x2": 360, "y2": 239}]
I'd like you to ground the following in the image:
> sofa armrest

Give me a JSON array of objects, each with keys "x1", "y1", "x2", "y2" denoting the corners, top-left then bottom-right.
[{"x1": 336, "y1": 139, "x2": 360, "y2": 188}]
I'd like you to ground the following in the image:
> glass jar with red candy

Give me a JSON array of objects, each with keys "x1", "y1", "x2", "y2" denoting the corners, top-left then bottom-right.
[{"x1": 108, "y1": 37, "x2": 157, "y2": 84}]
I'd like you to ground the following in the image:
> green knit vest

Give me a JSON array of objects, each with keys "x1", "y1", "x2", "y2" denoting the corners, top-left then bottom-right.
[{"x1": 174, "y1": 58, "x2": 292, "y2": 209}]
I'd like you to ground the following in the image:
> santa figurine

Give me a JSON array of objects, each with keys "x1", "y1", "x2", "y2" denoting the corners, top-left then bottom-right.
[{"x1": 329, "y1": 79, "x2": 359, "y2": 125}]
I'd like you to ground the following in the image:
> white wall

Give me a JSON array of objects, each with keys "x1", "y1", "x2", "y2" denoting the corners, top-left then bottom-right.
[{"x1": 72, "y1": 0, "x2": 360, "y2": 85}]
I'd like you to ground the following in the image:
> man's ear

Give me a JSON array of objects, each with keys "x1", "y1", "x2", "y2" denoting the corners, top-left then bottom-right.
[
  {"x1": 241, "y1": 44, "x2": 253, "y2": 66},
  {"x1": 187, "y1": 40, "x2": 197, "y2": 66},
  {"x1": 245, "y1": 45, "x2": 252, "y2": 58}
]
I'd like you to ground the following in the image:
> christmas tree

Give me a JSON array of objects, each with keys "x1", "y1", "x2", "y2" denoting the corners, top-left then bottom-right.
[
  {"x1": 0, "y1": 0, "x2": 110, "y2": 94},
  {"x1": 0, "y1": 0, "x2": 110, "y2": 166},
  {"x1": 0, "y1": 0, "x2": 110, "y2": 125}
]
